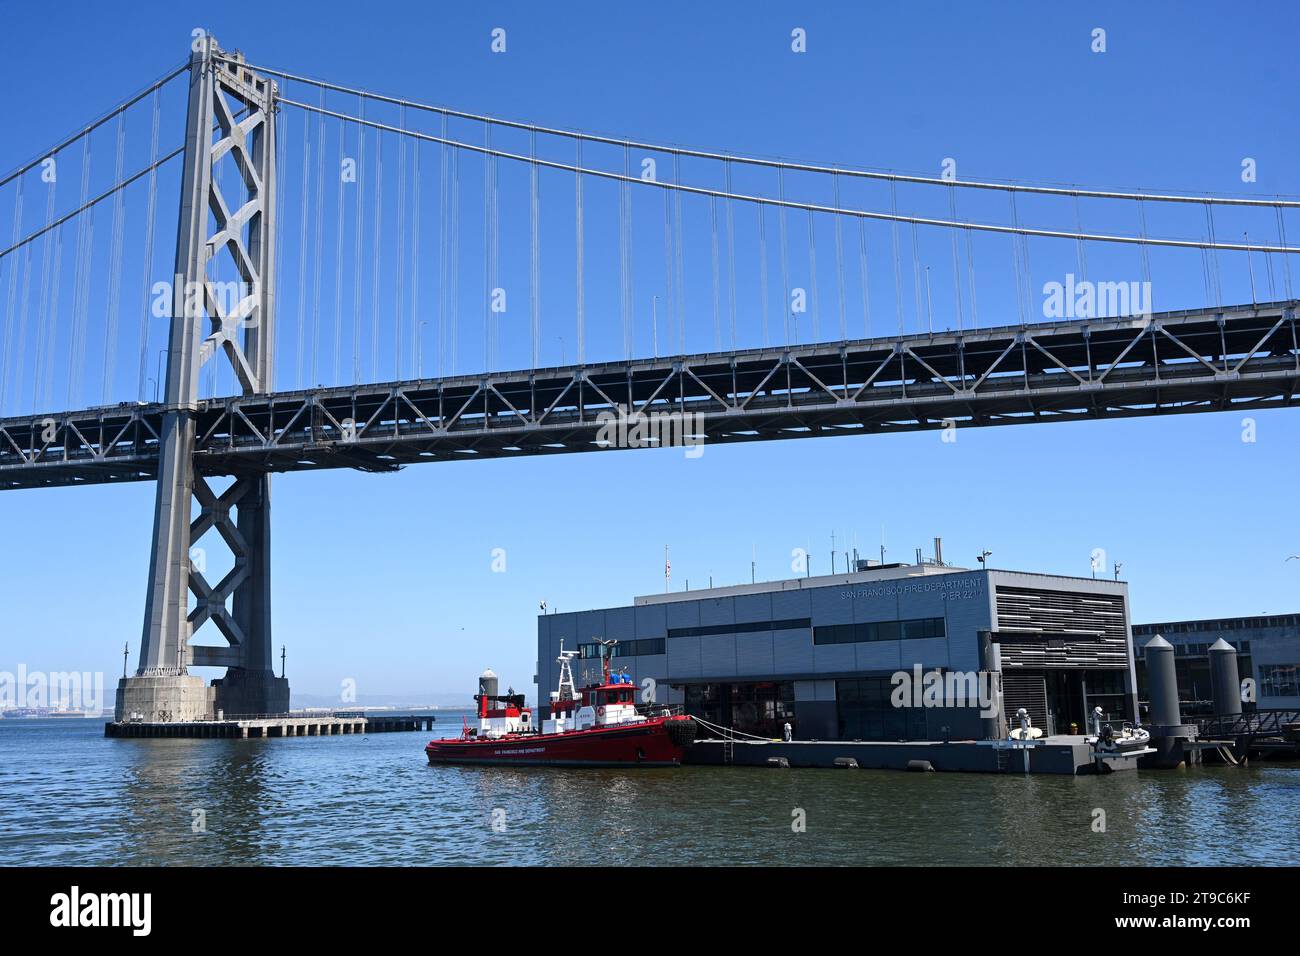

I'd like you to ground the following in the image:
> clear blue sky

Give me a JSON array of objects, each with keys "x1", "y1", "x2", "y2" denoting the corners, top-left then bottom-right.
[{"x1": 1, "y1": 1, "x2": 1297, "y2": 703}]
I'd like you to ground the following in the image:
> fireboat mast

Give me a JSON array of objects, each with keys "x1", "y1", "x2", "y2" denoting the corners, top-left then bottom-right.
[{"x1": 555, "y1": 640, "x2": 580, "y2": 702}]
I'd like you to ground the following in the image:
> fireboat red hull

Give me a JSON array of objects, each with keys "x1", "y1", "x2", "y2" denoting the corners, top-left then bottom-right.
[{"x1": 425, "y1": 714, "x2": 695, "y2": 767}]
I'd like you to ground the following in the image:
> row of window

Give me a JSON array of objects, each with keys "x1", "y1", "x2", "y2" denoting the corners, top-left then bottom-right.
[
  {"x1": 813, "y1": 617, "x2": 947, "y2": 645},
  {"x1": 1134, "y1": 615, "x2": 1300, "y2": 635},
  {"x1": 666, "y1": 618, "x2": 811, "y2": 639},
  {"x1": 1173, "y1": 641, "x2": 1251, "y2": 656},
  {"x1": 567, "y1": 617, "x2": 947, "y2": 655},
  {"x1": 577, "y1": 638, "x2": 666, "y2": 659}
]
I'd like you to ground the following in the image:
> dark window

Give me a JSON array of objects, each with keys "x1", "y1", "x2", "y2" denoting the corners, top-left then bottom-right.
[
  {"x1": 683, "y1": 682, "x2": 795, "y2": 737},
  {"x1": 1260, "y1": 664, "x2": 1300, "y2": 698},
  {"x1": 814, "y1": 617, "x2": 946, "y2": 645},
  {"x1": 577, "y1": 638, "x2": 665, "y2": 659},
  {"x1": 667, "y1": 618, "x2": 811, "y2": 639},
  {"x1": 835, "y1": 677, "x2": 927, "y2": 741}
]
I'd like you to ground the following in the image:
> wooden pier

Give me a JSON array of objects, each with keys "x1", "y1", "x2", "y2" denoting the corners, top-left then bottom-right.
[{"x1": 104, "y1": 713, "x2": 437, "y2": 739}]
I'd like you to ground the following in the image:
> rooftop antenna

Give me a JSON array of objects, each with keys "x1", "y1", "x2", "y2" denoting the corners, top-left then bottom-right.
[
  {"x1": 664, "y1": 544, "x2": 670, "y2": 594},
  {"x1": 830, "y1": 530, "x2": 837, "y2": 575},
  {"x1": 1113, "y1": 562, "x2": 1123, "y2": 581},
  {"x1": 751, "y1": 543, "x2": 756, "y2": 584},
  {"x1": 122, "y1": 642, "x2": 129, "y2": 679}
]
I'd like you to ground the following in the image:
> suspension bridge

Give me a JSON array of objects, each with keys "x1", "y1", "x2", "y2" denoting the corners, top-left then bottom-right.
[{"x1": 0, "y1": 36, "x2": 1295, "y2": 721}]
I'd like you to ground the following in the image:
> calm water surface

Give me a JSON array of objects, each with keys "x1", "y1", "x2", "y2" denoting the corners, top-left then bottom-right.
[{"x1": 1, "y1": 716, "x2": 1297, "y2": 866}]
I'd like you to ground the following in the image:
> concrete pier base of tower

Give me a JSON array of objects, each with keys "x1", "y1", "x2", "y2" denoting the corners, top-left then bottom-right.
[
  {"x1": 211, "y1": 668, "x2": 290, "y2": 718},
  {"x1": 114, "y1": 675, "x2": 209, "y2": 722}
]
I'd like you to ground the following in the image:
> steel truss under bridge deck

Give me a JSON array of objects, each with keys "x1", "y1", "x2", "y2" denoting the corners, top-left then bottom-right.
[{"x1": 1, "y1": 300, "x2": 1297, "y2": 491}]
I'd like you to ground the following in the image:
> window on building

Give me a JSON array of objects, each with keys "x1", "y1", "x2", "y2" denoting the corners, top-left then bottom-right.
[
  {"x1": 1260, "y1": 664, "x2": 1300, "y2": 698},
  {"x1": 577, "y1": 638, "x2": 665, "y2": 660},
  {"x1": 667, "y1": 618, "x2": 811, "y2": 639},
  {"x1": 813, "y1": 617, "x2": 946, "y2": 645},
  {"x1": 683, "y1": 682, "x2": 795, "y2": 737},
  {"x1": 836, "y1": 677, "x2": 927, "y2": 741}
]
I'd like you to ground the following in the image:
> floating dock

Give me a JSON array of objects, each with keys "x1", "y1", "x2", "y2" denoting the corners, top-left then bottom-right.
[
  {"x1": 104, "y1": 713, "x2": 436, "y2": 739},
  {"x1": 685, "y1": 736, "x2": 1149, "y2": 775}
]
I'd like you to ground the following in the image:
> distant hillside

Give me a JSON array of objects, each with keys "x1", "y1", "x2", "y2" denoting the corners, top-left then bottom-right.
[{"x1": 290, "y1": 691, "x2": 476, "y2": 710}]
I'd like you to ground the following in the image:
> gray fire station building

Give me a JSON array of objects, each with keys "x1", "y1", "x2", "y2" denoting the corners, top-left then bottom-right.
[{"x1": 536, "y1": 561, "x2": 1139, "y2": 741}]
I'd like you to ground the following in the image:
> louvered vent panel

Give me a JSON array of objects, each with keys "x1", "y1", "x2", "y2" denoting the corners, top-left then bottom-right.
[{"x1": 994, "y1": 585, "x2": 1130, "y2": 668}]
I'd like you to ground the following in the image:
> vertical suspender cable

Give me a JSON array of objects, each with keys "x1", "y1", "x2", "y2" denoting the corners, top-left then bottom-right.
[
  {"x1": 272, "y1": 104, "x2": 286, "y2": 385},
  {"x1": 833, "y1": 171, "x2": 847, "y2": 341},
  {"x1": 778, "y1": 168, "x2": 791, "y2": 344},
  {"x1": 1, "y1": 177, "x2": 22, "y2": 409},
  {"x1": 758, "y1": 203, "x2": 770, "y2": 346},
  {"x1": 31, "y1": 167, "x2": 56, "y2": 408},
  {"x1": 673, "y1": 153, "x2": 686, "y2": 353},
  {"x1": 575, "y1": 135, "x2": 584, "y2": 364},
  {"x1": 965, "y1": 222, "x2": 979, "y2": 329},
  {"x1": 857, "y1": 216, "x2": 871, "y2": 338},
  {"x1": 807, "y1": 209, "x2": 821, "y2": 341},
  {"x1": 101, "y1": 113, "x2": 127, "y2": 403},
  {"x1": 1276, "y1": 203, "x2": 1293, "y2": 300},
  {"x1": 450, "y1": 148, "x2": 460, "y2": 375},
  {"x1": 1137, "y1": 198, "x2": 1152, "y2": 289},
  {"x1": 662, "y1": 162, "x2": 674, "y2": 353},
  {"x1": 371, "y1": 122, "x2": 383, "y2": 380},
  {"x1": 909, "y1": 221, "x2": 922, "y2": 338},
  {"x1": 490, "y1": 129, "x2": 499, "y2": 368},
  {"x1": 947, "y1": 184, "x2": 964, "y2": 332},
  {"x1": 1205, "y1": 202, "x2": 1222, "y2": 307},
  {"x1": 437, "y1": 113, "x2": 448, "y2": 378},
  {"x1": 44, "y1": 200, "x2": 66, "y2": 409},
  {"x1": 396, "y1": 106, "x2": 407, "y2": 378},
  {"x1": 137, "y1": 90, "x2": 160, "y2": 401},
  {"x1": 352, "y1": 96, "x2": 366, "y2": 384},
  {"x1": 69, "y1": 135, "x2": 96, "y2": 408},
  {"x1": 530, "y1": 130, "x2": 541, "y2": 370},
  {"x1": 295, "y1": 110, "x2": 311, "y2": 389},
  {"x1": 1009, "y1": 192, "x2": 1026, "y2": 324},
  {"x1": 1073, "y1": 192, "x2": 1089, "y2": 286},
  {"x1": 724, "y1": 159, "x2": 737, "y2": 350},
  {"x1": 412, "y1": 138, "x2": 422, "y2": 377},
  {"x1": 333, "y1": 105, "x2": 346, "y2": 385},
  {"x1": 889, "y1": 180, "x2": 903, "y2": 335},
  {"x1": 311, "y1": 87, "x2": 326, "y2": 386},
  {"x1": 482, "y1": 124, "x2": 491, "y2": 371},
  {"x1": 619, "y1": 144, "x2": 631, "y2": 359},
  {"x1": 710, "y1": 194, "x2": 720, "y2": 350},
  {"x1": 15, "y1": 226, "x2": 34, "y2": 408}
]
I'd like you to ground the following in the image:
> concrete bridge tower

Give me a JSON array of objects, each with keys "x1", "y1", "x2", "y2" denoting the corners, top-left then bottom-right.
[{"x1": 115, "y1": 36, "x2": 288, "y2": 721}]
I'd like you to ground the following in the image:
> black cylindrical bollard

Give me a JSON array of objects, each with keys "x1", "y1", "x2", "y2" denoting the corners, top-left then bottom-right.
[
  {"x1": 1208, "y1": 638, "x2": 1242, "y2": 717},
  {"x1": 1144, "y1": 635, "x2": 1182, "y2": 727}
]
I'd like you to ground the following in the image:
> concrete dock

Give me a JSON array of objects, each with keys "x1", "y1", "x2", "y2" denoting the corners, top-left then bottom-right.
[
  {"x1": 104, "y1": 713, "x2": 437, "y2": 739},
  {"x1": 685, "y1": 735, "x2": 1147, "y2": 775}
]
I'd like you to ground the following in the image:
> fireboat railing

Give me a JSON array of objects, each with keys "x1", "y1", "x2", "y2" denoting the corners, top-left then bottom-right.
[{"x1": 636, "y1": 703, "x2": 685, "y2": 719}]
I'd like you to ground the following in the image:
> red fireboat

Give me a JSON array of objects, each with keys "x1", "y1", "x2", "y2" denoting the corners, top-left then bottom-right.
[{"x1": 425, "y1": 641, "x2": 696, "y2": 767}]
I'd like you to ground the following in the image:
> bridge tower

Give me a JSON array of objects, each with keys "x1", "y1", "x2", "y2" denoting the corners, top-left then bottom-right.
[{"x1": 115, "y1": 36, "x2": 287, "y2": 721}]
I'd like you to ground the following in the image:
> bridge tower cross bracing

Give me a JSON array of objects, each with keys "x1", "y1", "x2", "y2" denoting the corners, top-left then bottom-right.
[{"x1": 115, "y1": 36, "x2": 286, "y2": 721}]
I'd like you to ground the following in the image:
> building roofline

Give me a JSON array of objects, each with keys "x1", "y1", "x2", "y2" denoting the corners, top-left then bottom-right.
[
  {"x1": 633, "y1": 562, "x2": 970, "y2": 605},
  {"x1": 1133, "y1": 612, "x2": 1300, "y2": 631}
]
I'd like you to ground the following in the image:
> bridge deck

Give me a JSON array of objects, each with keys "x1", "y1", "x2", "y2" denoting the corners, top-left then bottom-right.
[{"x1": 2, "y1": 300, "x2": 1296, "y2": 490}]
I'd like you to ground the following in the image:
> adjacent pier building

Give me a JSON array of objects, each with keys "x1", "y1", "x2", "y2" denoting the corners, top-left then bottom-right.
[{"x1": 536, "y1": 557, "x2": 1139, "y2": 741}]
